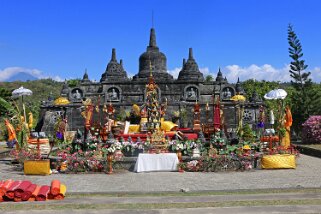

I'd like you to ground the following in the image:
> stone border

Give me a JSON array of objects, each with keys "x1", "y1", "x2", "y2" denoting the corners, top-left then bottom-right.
[{"x1": 295, "y1": 144, "x2": 321, "y2": 158}]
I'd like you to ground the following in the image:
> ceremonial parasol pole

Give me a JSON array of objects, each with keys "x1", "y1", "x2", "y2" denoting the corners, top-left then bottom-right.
[
  {"x1": 12, "y1": 86, "x2": 33, "y2": 147},
  {"x1": 12, "y1": 86, "x2": 33, "y2": 122}
]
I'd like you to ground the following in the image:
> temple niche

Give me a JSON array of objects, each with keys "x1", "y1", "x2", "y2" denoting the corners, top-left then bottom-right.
[{"x1": 39, "y1": 27, "x2": 263, "y2": 137}]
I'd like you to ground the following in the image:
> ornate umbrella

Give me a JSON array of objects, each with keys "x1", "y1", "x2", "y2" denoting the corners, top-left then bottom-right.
[
  {"x1": 264, "y1": 89, "x2": 288, "y2": 141},
  {"x1": 12, "y1": 86, "x2": 33, "y2": 120},
  {"x1": 264, "y1": 89, "x2": 287, "y2": 100}
]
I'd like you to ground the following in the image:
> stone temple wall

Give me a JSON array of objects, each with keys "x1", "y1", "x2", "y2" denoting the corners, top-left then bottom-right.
[
  {"x1": 38, "y1": 27, "x2": 263, "y2": 136},
  {"x1": 39, "y1": 79, "x2": 263, "y2": 137}
]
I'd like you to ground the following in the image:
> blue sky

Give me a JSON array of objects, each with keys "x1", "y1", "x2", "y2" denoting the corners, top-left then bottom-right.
[{"x1": 0, "y1": 0, "x2": 321, "y2": 82}]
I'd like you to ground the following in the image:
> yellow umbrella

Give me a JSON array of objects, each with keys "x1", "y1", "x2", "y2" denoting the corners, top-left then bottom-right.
[
  {"x1": 230, "y1": 94, "x2": 246, "y2": 102},
  {"x1": 54, "y1": 97, "x2": 70, "y2": 105}
]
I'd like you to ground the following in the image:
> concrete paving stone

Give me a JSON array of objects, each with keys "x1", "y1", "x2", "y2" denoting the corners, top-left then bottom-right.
[{"x1": 0, "y1": 155, "x2": 321, "y2": 193}]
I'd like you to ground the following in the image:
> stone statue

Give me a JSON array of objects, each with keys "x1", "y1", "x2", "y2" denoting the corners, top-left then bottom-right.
[
  {"x1": 223, "y1": 88, "x2": 232, "y2": 99},
  {"x1": 73, "y1": 90, "x2": 82, "y2": 99},
  {"x1": 109, "y1": 88, "x2": 119, "y2": 101},
  {"x1": 187, "y1": 87, "x2": 197, "y2": 99}
]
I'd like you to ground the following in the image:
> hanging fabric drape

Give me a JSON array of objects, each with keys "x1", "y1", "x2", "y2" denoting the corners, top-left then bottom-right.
[{"x1": 213, "y1": 102, "x2": 221, "y2": 130}]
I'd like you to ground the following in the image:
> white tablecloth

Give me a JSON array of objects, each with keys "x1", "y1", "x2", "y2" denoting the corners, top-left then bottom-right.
[{"x1": 134, "y1": 153, "x2": 179, "y2": 172}]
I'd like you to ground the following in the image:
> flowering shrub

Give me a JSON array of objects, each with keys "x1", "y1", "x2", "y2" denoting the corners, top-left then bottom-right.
[
  {"x1": 186, "y1": 160, "x2": 200, "y2": 171},
  {"x1": 57, "y1": 145, "x2": 106, "y2": 173},
  {"x1": 10, "y1": 148, "x2": 39, "y2": 164},
  {"x1": 121, "y1": 140, "x2": 132, "y2": 154},
  {"x1": 170, "y1": 142, "x2": 184, "y2": 151},
  {"x1": 302, "y1": 116, "x2": 321, "y2": 144}
]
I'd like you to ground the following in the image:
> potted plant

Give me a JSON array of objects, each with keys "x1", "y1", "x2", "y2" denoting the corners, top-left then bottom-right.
[
  {"x1": 179, "y1": 108, "x2": 188, "y2": 128},
  {"x1": 190, "y1": 140, "x2": 201, "y2": 158}
]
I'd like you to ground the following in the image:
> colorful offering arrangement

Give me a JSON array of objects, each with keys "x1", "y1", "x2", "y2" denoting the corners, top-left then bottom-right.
[{"x1": 0, "y1": 179, "x2": 66, "y2": 202}]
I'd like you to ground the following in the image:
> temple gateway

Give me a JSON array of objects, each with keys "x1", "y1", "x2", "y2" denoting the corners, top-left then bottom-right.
[{"x1": 39, "y1": 28, "x2": 263, "y2": 137}]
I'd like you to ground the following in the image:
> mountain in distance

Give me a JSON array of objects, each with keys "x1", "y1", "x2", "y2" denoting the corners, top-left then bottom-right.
[{"x1": 6, "y1": 72, "x2": 38, "y2": 82}]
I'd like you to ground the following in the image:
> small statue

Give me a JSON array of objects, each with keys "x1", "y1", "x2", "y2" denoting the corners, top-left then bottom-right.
[
  {"x1": 109, "y1": 88, "x2": 119, "y2": 101},
  {"x1": 74, "y1": 90, "x2": 81, "y2": 99},
  {"x1": 187, "y1": 87, "x2": 197, "y2": 99}
]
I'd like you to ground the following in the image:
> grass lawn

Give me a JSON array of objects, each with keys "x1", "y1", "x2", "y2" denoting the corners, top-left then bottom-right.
[
  {"x1": 1, "y1": 198, "x2": 321, "y2": 211},
  {"x1": 302, "y1": 144, "x2": 321, "y2": 150}
]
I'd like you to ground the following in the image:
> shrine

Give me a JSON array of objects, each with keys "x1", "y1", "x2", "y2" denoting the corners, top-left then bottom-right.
[{"x1": 38, "y1": 27, "x2": 263, "y2": 138}]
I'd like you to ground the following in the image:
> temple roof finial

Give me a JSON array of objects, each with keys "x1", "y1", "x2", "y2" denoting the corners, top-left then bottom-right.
[
  {"x1": 218, "y1": 67, "x2": 222, "y2": 75},
  {"x1": 183, "y1": 58, "x2": 186, "y2": 66},
  {"x1": 83, "y1": 68, "x2": 88, "y2": 79},
  {"x1": 216, "y1": 67, "x2": 224, "y2": 82},
  {"x1": 111, "y1": 48, "x2": 117, "y2": 62},
  {"x1": 189, "y1": 48, "x2": 194, "y2": 60},
  {"x1": 149, "y1": 28, "x2": 157, "y2": 47}
]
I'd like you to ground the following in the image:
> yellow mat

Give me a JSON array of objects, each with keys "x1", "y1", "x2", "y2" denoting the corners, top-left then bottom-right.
[
  {"x1": 261, "y1": 154, "x2": 296, "y2": 169},
  {"x1": 24, "y1": 160, "x2": 51, "y2": 175}
]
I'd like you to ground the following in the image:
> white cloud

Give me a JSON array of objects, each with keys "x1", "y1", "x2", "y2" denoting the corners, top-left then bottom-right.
[
  {"x1": 167, "y1": 67, "x2": 181, "y2": 79},
  {"x1": 168, "y1": 67, "x2": 211, "y2": 79},
  {"x1": 222, "y1": 64, "x2": 321, "y2": 83},
  {"x1": 199, "y1": 67, "x2": 210, "y2": 76},
  {"x1": 0, "y1": 67, "x2": 64, "y2": 82},
  {"x1": 168, "y1": 64, "x2": 321, "y2": 83}
]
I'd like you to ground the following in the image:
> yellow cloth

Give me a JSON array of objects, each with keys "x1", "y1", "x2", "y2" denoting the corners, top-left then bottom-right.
[
  {"x1": 54, "y1": 97, "x2": 70, "y2": 105},
  {"x1": 4, "y1": 119, "x2": 17, "y2": 142},
  {"x1": 128, "y1": 125, "x2": 140, "y2": 133},
  {"x1": 281, "y1": 107, "x2": 293, "y2": 149},
  {"x1": 261, "y1": 154, "x2": 296, "y2": 169},
  {"x1": 161, "y1": 121, "x2": 178, "y2": 132},
  {"x1": 24, "y1": 160, "x2": 51, "y2": 175},
  {"x1": 230, "y1": 95, "x2": 246, "y2": 101},
  {"x1": 60, "y1": 184, "x2": 67, "y2": 196}
]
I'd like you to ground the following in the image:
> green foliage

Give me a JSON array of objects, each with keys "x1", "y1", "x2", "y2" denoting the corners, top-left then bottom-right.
[
  {"x1": 0, "y1": 79, "x2": 63, "y2": 125},
  {"x1": 241, "y1": 124, "x2": 254, "y2": 141},
  {"x1": 0, "y1": 97, "x2": 18, "y2": 119},
  {"x1": 115, "y1": 107, "x2": 128, "y2": 121},
  {"x1": 0, "y1": 88, "x2": 13, "y2": 117},
  {"x1": 242, "y1": 79, "x2": 279, "y2": 101},
  {"x1": 205, "y1": 75, "x2": 213, "y2": 82},
  {"x1": 287, "y1": 24, "x2": 320, "y2": 134},
  {"x1": 0, "y1": 87, "x2": 11, "y2": 99},
  {"x1": 67, "y1": 79, "x2": 80, "y2": 87}
]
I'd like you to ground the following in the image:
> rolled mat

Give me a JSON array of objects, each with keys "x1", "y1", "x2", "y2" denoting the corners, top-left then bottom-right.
[
  {"x1": 54, "y1": 184, "x2": 66, "y2": 200},
  {"x1": 47, "y1": 193, "x2": 54, "y2": 200},
  {"x1": 0, "y1": 179, "x2": 14, "y2": 196},
  {"x1": 36, "y1": 185, "x2": 50, "y2": 201},
  {"x1": 14, "y1": 180, "x2": 32, "y2": 198},
  {"x1": 21, "y1": 184, "x2": 37, "y2": 201},
  {"x1": 50, "y1": 180, "x2": 60, "y2": 196},
  {"x1": 14, "y1": 197, "x2": 22, "y2": 202},
  {"x1": 5, "y1": 180, "x2": 22, "y2": 199},
  {"x1": 28, "y1": 185, "x2": 41, "y2": 201}
]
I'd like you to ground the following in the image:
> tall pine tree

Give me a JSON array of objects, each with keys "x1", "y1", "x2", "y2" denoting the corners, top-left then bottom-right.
[{"x1": 287, "y1": 24, "x2": 320, "y2": 135}]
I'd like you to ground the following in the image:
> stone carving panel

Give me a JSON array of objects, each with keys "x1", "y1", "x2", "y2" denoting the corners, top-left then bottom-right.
[
  {"x1": 70, "y1": 88, "x2": 83, "y2": 101},
  {"x1": 184, "y1": 85, "x2": 199, "y2": 101},
  {"x1": 106, "y1": 87, "x2": 121, "y2": 102},
  {"x1": 221, "y1": 87, "x2": 235, "y2": 100},
  {"x1": 243, "y1": 109, "x2": 254, "y2": 122}
]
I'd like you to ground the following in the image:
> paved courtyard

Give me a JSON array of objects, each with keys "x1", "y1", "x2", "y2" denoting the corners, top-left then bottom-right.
[{"x1": 0, "y1": 154, "x2": 321, "y2": 193}]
